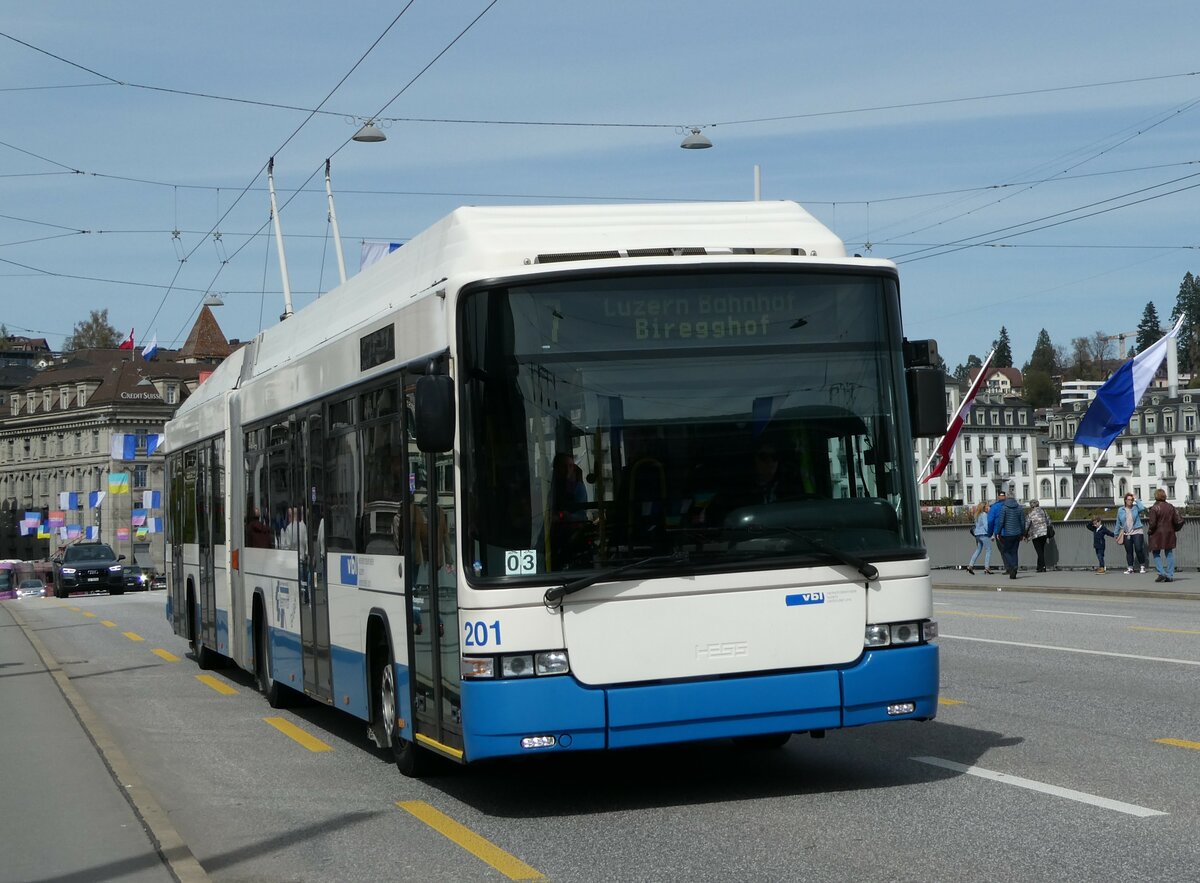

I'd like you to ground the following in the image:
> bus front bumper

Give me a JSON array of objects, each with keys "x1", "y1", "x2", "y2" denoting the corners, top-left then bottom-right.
[{"x1": 460, "y1": 642, "x2": 938, "y2": 762}]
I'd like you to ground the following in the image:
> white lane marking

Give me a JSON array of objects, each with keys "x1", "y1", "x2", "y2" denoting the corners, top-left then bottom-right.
[
  {"x1": 1033, "y1": 609, "x2": 1135, "y2": 619},
  {"x1": 940, "y1": 634, "x2": 1200, "y2": 667},
  {"x1": 912, "y1": 756, "x2": 1167, "y2": 818}
]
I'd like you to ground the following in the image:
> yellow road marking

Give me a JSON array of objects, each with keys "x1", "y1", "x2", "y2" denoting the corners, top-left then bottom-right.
[
  {"x1": 152, "y1": 649, "x2": 181, "y2": 662},
  {"x1": 68, "y1": 606, "x2": 81, "y2": 611},
  {"x1": 937, "y1": 610, "x2": 1021, "y2": 620},
  {"x1": 1156, "y1": 738, "x2": 1200, "y2": 751},
  {"x1": 1132, "y1": 626, "x2": 1200, "y2": 635},
  {"x1": 100, "y1": 620, "x2": 116, "y2": 627},
  {"x1": 263, "y1": 717, "x2": 332, "y2": 752},
  {"x1": 939, "y1": 698, "x2": 965, "y2": 706},
  {"x1": 122, "y1": 631, "x2": 144, "y2": 642},
  {"x1": 196, "y1": 674, "x2": 238, "y2": 696},
  {"x1": 82, "y1": 611, "x2": 97, "y2": 618},
  {"x1": 397, "y1": 800, "x2": 545, "y2": 881}
]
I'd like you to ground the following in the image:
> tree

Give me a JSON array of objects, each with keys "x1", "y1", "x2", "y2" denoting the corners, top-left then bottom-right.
[
  {"x1": 1024, "y1": 328, "x2": 1058, "y2": 376},
  {"x1": 953, "y1": 353, "x2": 983, "y2": 383},
  {"x1": 991, "y1": 326, "x2": 1013, "y2": 368},
  {"x1": 1134, "y1": 301, "x2": 1162, "y2": 356},
  {"x1": 1021, "y1": 329, "x2": 1060, "y2": 408},
  {"x1": 62, "y1": 309, "x2": 122, "y2": 352},
  {"x1": 0, "y1": 324, "x2": 10, "y2": 349},
  {"x1": 1086, "y1": 331, "x2": 1113, "y2": 368},
  {"x1": 1170, "y1": 272, "x2": 1200, "y2": 373},
  {"x1": 1069, "y1": 336, "x2": 1094, "y2": 380}
]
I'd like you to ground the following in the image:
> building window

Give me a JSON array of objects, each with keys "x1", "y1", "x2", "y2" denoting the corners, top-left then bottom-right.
[
  {"x1": 60, "y1": 388, "x2": 69, "y2": 409},
  {"x1": 1166, "y1": 413, "x2": 1176, "y2": 432},
  {"x1": 963, "y1": 436, "x2": 971, "y2": 452},
  {"x1": 1187, "y1": 414, "x2": 1196, "y2": 432},
  {"x1": 1021, "y1": 459, "x2": 1028, "y2": 476},
  {"x1": 43, "y1": 391, "x2": 52, "y2": 411},
  {"x1": 165, "y1": 385, "x2": 177, "y2": 405},
  {"x1": 92, "y1": 430, "x2": 99, "y2": 451},
  {"x1": 1149, "y1": 462, "x2": 1157, "y2": 476},
  {"x1": 1147, "y1": 416, "x2": 1157, "y2": 433},
  {"x1": 966, "y1": 462, "x2": 973, "y2": 477},
  {"x1": 74, "y1": 432, "x2": 82, "y2": 454},
  {"x1": 1116, "y1": 441, "x2": 1123, "y2": 454},
  {"x1": 1005, "y1": 411, "x2": 1014, "y2": 425},
  {"x1": 1023, "y1": 483, "x2": 1030, "y2": 498},
  {"x1": 1041, "y1": 479, "x2": 1051, "y2": 497},
  {"x1": 990, "y1": 411, "x2": 999, "y2": 425},
  {"x1": 966, "y1": 486, "x2": 974, "y2": 504},
  {"x1": 1060, "y1": 478, "x2": 1070, "y2": 498},
  {"x1": 78, "y1": 385, "x2": 88, "y2": 407},
  {"x1": 136, "y1": 428, "x2": 148, "y2": 452},
  {"x1": 133, "y1": 465, "x2": 148, "y2": 489},
  {"x1": 1018, "y1": 411, "x2": 1028, "y2": 425},
  {"x1": 1021, "y1": 437, "x2": 1027, "y2": 451}
]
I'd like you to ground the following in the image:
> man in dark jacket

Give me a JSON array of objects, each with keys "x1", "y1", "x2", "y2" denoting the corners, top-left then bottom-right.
[{"x1": 996, "y1": 490, "x2": 1027, "y2": 580}]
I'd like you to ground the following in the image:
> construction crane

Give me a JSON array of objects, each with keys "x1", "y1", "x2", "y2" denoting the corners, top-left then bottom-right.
[{"x1": 1102, "y1": 330, "x2": 1139, "y2": 360}]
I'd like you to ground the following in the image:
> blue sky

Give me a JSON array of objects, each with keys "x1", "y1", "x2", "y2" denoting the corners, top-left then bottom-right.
[{"x1": 4, "y1": 1, "x2": 1200, "y2": 370}]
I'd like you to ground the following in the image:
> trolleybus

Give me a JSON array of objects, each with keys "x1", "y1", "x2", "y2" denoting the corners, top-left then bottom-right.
[{"x1": 164, "y1": 200, "x2": 946, "y2": 776}]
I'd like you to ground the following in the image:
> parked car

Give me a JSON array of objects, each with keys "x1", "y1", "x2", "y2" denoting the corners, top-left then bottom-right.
[
  {"x1": 53, "y1": 543, "x2": 125, "y2": 598},
  {"x1": 123, "y1": 566, "x2": 151, "y2": 592},
  {"x1": 150, "y1": 573, "x2": 167, "y2": 591},
  {"x1": 15, "y1": 578, "x2": 47, "y2": 599}
]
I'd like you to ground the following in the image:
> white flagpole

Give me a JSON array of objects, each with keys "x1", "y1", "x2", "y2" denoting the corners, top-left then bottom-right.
[{"x1": 1061, "y1": 446, "x2": 1109, "y2": 522}]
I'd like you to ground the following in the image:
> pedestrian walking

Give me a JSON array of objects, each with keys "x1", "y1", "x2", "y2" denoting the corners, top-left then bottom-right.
[
  {"x1": 1114, "y1": 492, "x2": 1149, "y2": 574},
  {"x1": 1089, "y1": 517, "x2": 1116, "y2": 573},
  {"x1": 996, "y1": 488, "x2": 1026, "y2": 580},
  {"x1": 985, "y1": 490, "x2": 1008, "y2": 576},
  {"x1": 966, "y1": 502, "x2": 992, "y2": 575},
  {"x1": 1025, "y1": 500, "x2": 1052, "y2": 572},
  {"x1": 1146, "y1": 488, "x2": 1184, "y2": 583}
]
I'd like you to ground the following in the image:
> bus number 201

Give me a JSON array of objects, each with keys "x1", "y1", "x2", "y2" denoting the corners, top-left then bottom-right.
[{"x1": 463, "y1": 620, "x2": 502, "y2": 647}]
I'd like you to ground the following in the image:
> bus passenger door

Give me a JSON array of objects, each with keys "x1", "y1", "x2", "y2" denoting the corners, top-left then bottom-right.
[
  {"x1": 196, "y1": 443, "x2": 217, "y2": 651},
  {"x1": 406, "y1": 389, "x2": 462, "y2": 756},
  {"x1": 169, "y1": 454, "x2": 187, "y2": 635},
  {"x1": 298, "y1": 409, "x2": 333, "y2": 703}
]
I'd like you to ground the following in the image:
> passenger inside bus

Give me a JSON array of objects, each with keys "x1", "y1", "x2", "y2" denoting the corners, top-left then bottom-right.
[{"x1": 547, "y1": 451, "x2": 591, "y2": 569}]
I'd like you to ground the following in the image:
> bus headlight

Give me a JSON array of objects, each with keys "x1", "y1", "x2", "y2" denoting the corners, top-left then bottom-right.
[
  {"x1": 865, "y1": 621, "x2": 932, "y2": 649},
  {"x1": 864, "y1": 624, "x2": 890, "y2": 647},
  {"x1": 501, "y1": 655, "x2": 535, "y2": 678},
  {"x1": 535, "y1": 650, "x2": 570, "y2": 676}
]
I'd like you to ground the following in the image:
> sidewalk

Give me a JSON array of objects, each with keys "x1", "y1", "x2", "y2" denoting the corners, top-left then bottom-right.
[
  {"x1": 932, "y1": 566, "x2": 1200, "y2": 600},
  {"x1": 0, "y1": 601, "x2": 201, "y2": 883}
]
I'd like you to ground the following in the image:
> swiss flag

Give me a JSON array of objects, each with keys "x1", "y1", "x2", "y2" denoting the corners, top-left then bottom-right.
[{"x1": 118, "y1": 328, "x2": 135, "y2": 350}]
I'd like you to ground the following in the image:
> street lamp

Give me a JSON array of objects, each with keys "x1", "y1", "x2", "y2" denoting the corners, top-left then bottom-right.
[
  {"x1": 680, "y1": 127, "x2": 712, "y2": 149},
  {"x1": 353, "y1": 119, "x2": 387, "y2": 143}
]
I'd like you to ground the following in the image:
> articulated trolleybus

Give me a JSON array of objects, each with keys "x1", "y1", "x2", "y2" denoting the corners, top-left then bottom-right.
[{"x1": 165, "y1": 201, "x2": 946, "y2": 776}]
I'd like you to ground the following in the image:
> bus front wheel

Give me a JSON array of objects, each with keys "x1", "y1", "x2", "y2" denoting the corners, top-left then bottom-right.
[{"x1": 376, "y1": 646, "x2": 433, "y2": 778}]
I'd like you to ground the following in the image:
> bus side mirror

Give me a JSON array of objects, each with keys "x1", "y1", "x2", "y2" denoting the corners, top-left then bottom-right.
[
  {"x1": 907, "y1": 366, "x2": 947, "y2": 438},
  {"x1": 414, "y1": 374, "x2": 455, "y2": 453}
]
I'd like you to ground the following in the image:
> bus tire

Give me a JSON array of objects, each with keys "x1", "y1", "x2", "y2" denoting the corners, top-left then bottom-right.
[
  {"x1": 733, "y1": 732, "x2": 791, "y2": 750},
  {"x1": 256, "y1": 609, "x2": 288, "y2": 708},
  {"x1": 188, "y1": 588, "x2": 214, "y2": 670},
  {"x1": 376, "y1": 645, "x2": 433, "y2": 778}
]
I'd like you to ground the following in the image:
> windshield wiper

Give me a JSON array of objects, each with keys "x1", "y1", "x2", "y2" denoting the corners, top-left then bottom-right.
[
  {"x1": 743, "y1": 524, "x2": 878, "y2": 581},
  {"x1": 544, "y1": 551, "x2": 688, "y2": 608}
]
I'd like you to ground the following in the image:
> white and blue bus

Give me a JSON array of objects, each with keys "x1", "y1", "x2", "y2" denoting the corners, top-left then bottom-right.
[{"x1": 164, "y1": 201, "x2": 946, "y2": 776}]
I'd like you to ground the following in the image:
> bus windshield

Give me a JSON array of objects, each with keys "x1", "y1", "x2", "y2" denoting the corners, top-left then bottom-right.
[{"x1": 459, "y1": 268, "x2": 922, "y2": 582}]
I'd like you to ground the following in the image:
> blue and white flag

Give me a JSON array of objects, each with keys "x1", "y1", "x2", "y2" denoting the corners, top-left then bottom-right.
[
  {"x1": 142, "y1": 489, "x2": 161, "y2": 509},
  {"x1": 59, "y1": 491, "x2": 80, "y2": 510},
  {"x1": 85, "y1": 526, "x2": 99, "y2": 540},
  {"x1": 1075, "y1": 315, "x2": 1185, "y2": 451},
  {"x1": 141, "y1": 335, "x2": 159, "y2": 361},
  {"x1": 148, "y1": 517, "x2": 163, "y2": 534},
  {"x1": 146, "y1": 434, "x2": 164, "y2": 456},
  {"x1": 88, "y1": 490, "x2": 106, "y2": 509},
  {"x1": 111, "y1": 433, "x2": 137, "y2": 461},
  {"x1": 360, "y1": 240, "x2": 402, "y2": 271}
]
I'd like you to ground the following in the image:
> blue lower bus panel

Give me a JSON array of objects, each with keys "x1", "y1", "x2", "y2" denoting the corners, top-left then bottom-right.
[{"x1": 461, "y1": 644, "x2": 938, "y2": 762}]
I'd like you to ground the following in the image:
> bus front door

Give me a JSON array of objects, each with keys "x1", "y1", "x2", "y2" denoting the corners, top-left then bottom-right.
[
  {"x1": 406, "y1": 392, "x2": 462, "y2": 758},
  {"x1": 195, "y1": 443, "x2": 217, "y2": 651},
  {"x1": 298, "y1": 409, "x2": 333, "y2": 703}
]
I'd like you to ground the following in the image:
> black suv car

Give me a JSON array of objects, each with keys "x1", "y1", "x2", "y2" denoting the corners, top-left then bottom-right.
[
  {"x1": 53, "y1": 543, "x2": 126, "y2": 598},
  {"x1": 123, "y1": 565, "x2": 150, "y2": 592}
]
